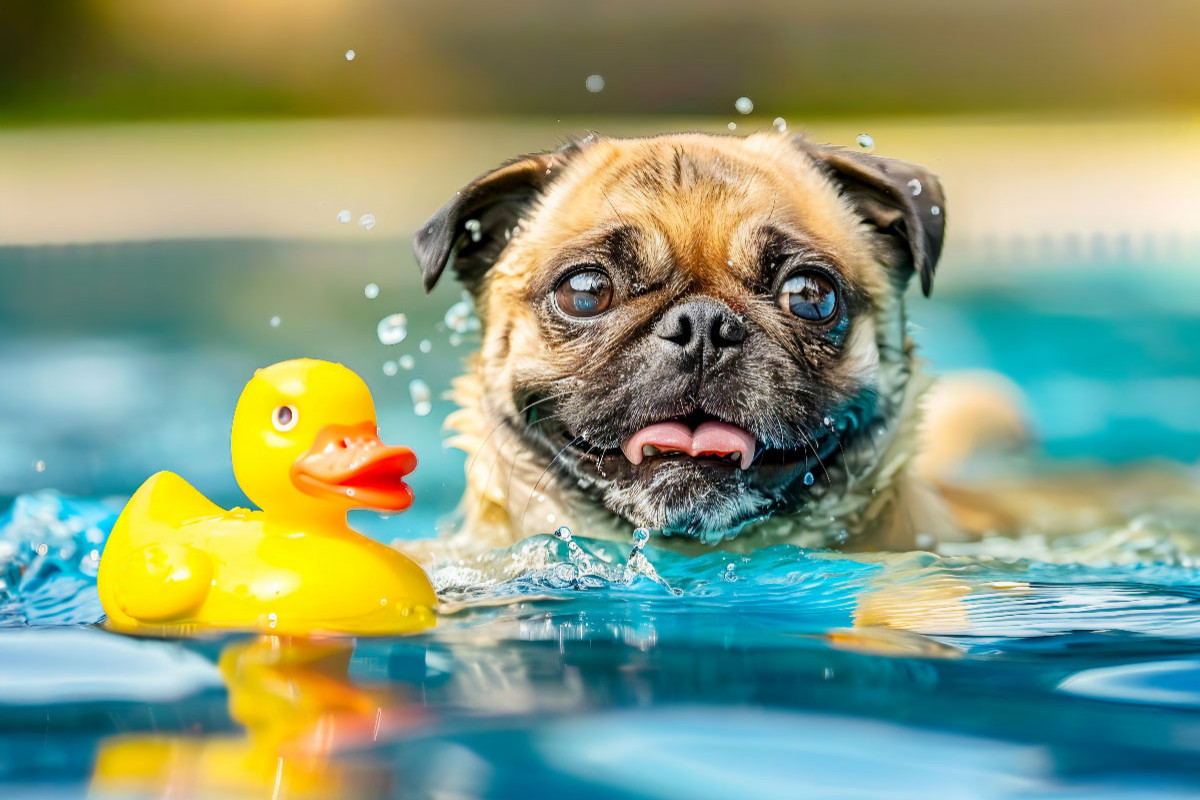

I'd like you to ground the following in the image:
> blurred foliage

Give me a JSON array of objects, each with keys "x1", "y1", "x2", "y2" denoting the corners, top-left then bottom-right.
[{"x1": 3, "y1": 0, "x2": 1200, "y2": 123}]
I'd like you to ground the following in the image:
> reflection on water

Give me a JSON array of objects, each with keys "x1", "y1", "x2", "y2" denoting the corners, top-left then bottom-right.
[{"x1": 90, "y1": 636, "x2": 416, "y2": 800}]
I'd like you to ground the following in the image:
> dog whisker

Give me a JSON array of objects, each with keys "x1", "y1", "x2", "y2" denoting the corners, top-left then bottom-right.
[
  {"x1": 519, "y1": 435, "x2": 584, "y2": 532},
  {"x1": 465, "y1": 387, "x2": 578, "y2": 485}
]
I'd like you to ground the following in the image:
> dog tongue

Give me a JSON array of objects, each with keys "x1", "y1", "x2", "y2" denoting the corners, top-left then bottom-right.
[{"x1": 622, "y1": 420, "x2": 756, "y2": 470}]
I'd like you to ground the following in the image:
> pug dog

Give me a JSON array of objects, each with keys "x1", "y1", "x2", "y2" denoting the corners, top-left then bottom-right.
[{"x1": 411, "y1": 131, "x2": 965, "y2": 556}]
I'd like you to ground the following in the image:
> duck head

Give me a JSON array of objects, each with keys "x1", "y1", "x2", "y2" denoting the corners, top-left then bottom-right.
[{"x1": 231, "y1": 359, "x2": 417, "y2": 521}]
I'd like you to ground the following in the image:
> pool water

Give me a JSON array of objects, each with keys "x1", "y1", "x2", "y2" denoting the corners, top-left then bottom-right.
[{"x1": 2, "y1": 240, "x2": 1200, "y2": 798}]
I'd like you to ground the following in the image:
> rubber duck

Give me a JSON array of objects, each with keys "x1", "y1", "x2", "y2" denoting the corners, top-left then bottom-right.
[{"x1": 97, "y1": 358, "x2": 436, "y2": 636}]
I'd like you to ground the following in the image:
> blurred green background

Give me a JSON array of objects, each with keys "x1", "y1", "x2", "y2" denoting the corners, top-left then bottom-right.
[
  {"x1": 5, "y1": 0, "x2": 1200, "y2": 122},
  {"x1": 2, "y1": 1, "x2": 1200, "y2": 539}
]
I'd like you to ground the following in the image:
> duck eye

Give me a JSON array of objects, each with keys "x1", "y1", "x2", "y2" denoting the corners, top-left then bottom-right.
[
  {"x1": 554, "y1": 268, "x2": 614, "y2": 318},
  {"x1": 778, "y1": 271, "x2": 838, "y2": 322},
  {"x1": 272, "y1": 404, "x2": 299, "y2": 432}
]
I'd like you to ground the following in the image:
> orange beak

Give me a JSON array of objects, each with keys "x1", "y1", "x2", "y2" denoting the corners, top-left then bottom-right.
[{"x1": 290, "y1": 422, "x2": 417, "y2": 512}]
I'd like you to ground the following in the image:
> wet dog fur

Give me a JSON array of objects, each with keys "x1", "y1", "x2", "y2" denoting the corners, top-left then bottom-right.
[{"x1": 411, "y1": 131, "x2": 964, "y2": 556}]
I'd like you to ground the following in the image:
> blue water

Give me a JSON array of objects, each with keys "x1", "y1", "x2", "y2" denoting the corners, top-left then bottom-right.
[
  {"x1": 5, "y1": 488, "x2": 1200, "y2": 798},
  {"x1": 3, "y1": 241, "x2": 1200, "y2": 798}
]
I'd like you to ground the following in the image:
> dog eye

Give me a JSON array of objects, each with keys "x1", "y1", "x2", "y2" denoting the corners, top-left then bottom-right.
[
  {"x1": 554, "y1": 269, "x2": 614, "y2": 318},
  {"x1": 778, "y1": 272, "x2": 838, "y2": 321},
  {"x1": 272, "y1": 404, "x2": 299, "y2": 432}
]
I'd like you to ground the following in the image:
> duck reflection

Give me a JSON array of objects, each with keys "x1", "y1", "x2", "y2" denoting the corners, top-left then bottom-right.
[{"x1": 89, "y1": 635, "x2": 424, "y2": 799}]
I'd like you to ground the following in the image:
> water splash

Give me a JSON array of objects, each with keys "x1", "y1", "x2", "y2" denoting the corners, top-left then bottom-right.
[
  {"x1": 0, "y1": 493, "x2": 115, "y2": 626},
  {"x1": 4, "y1": 489, "x2": 1200, "y2": 650}
]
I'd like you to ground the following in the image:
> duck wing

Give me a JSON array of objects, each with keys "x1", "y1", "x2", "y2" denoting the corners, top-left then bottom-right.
[
  {"x1": 99, "y1": 472, "x2": 223, "y2": 627},
  {"x1": 120, "y1": 471, "x2": 226, "y2": 533}
]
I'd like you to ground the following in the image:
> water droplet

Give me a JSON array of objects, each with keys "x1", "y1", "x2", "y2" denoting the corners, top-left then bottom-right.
[
  {"x1": 823, "y1": 415, "x2": 834, "y2": 427},
  {"x1": 537, "y1": 494, "x2": 546, "y2": 503},
  {"x1": 79, "y1": 549, "x2": 101, "y2": 577},
  {"x1": 772, "y1": 117, "x2": 787, "y2": 132},
  {"x1": 364, "y1": 282, "x2": 379, "y2": 299},
  {"x1": 723, "y1": 563, "x2": 738, "y2": 582},
  {"x1": 931, "y1": 205, "x2": 941, "y2": 216},
  {"x1": 727, "y1": 122, "x2": 737, "y2": 131},
  {"x1": 409, "y1": 379, "x2": 432, "y2": 416},
  {"x1": 734, "y1": 96, "x2": 754, "y2": 115},
  {"x1": 553, "y1": 526, "x2": 573, "y2": 542},
  {"x1": 359, "y1": 213, "x2": 376, "y2": 231},
  {"x1": 803, "y1": 472, "x2": 815, "y2": 486},
  {"x1": 444, "y1": 299, "x2": 479, "y2": 333},
  {"x1": 585, "y1": 74, "x2": 605, "y2": 93},
  {"x1": 382, "y1": 360, "x2": 398, "y2": 376},
  {"x1": 35, "y1": 542, "x2": 48, "y2": 557},
  {"x1": 337, "y1": 209, "x2": 351, "y2": 223},
  {"x1": 547, "y1": 513, "x2": 556, "y2": 523},
  {"x1": 855, "y1": 133, "x2": 875, "y2": 152},
  {"x1": 463, "y1": 218, "x2": 482, "y2": 242},
  {"x1": 449, "y1": 333, "x2": 463, "y2": 346},
  {"x1": 345, "y1": 49, "x2": 356, "y2": 61},
  {"x1": 398, "y1": 354, "x2": 415, "y2": 370},
  {"x1": 419, "y1": 339, "x2": 432, "y2": 354},
  {"x1": 632, "y1": 528, "x2": 650, "y2": 550},
  {"x1": 376, "y1": 313, "x2": 407, "y2": 345},
  {"x1": 267, "y1": 612, "x2": 277, "y2": 629},
  {"x1": 907, "y1": 178, "x2": 922, "y2": 196},
  {"x1": 33, "y1": 460, "x2": 45, "y2": 473},
  {"x1": 269, "y1": 316, "x2": 281, "y2": 328}
]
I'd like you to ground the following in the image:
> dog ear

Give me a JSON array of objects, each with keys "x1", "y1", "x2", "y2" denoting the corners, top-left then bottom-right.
[
  {"x1": 799, "y1": 140, "x2": 946, "y2": 297},
  {"x1": 413, "y1": 145, "x2": 578, "y2": 294}
]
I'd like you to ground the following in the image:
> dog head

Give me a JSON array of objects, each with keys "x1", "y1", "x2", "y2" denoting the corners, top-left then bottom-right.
[{"x1": 415, "y1": 132, "x2": 945, "y2": 542}]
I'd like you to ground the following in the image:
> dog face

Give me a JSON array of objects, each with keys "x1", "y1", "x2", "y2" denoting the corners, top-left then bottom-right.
[{"x1": 415, "y1": 133, "x2": 945, "y2": 542}]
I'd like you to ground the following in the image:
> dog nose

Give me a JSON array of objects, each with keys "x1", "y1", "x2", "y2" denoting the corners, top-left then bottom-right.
[{"x1": 655, "y1": 299, "x2": 746, "y2": 363}]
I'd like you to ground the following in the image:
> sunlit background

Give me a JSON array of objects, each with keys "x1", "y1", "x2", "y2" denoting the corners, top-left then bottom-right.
[{"x1": 3, "y1": 0, "x2": 1200, "y2": 539}]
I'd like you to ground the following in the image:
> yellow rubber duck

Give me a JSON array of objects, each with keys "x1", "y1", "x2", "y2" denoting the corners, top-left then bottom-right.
[{"x1": 97, "y1": 358, "x2": 436, "y2": 636}]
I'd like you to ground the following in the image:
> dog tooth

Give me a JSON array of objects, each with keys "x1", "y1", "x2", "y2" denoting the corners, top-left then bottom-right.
[{"x1": 642, "y1": 445, "x2": 660, "y2": 457}]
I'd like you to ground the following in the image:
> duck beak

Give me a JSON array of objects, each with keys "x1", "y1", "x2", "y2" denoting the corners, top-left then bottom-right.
[{"x1": 290, "y1": 421, "x2": 417, "y2": 512}]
